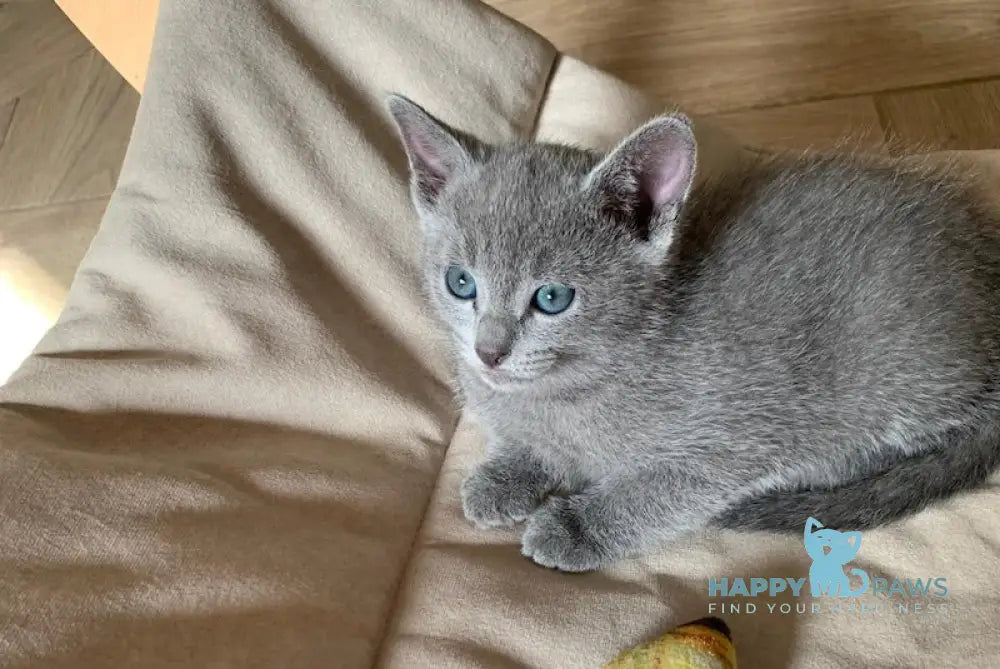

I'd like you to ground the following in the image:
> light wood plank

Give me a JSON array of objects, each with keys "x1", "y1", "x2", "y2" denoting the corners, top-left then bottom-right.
[
  {"x1": 0, "y1": 197, "x2": 106, "y2": 291},
  {"x1": 54, "y1": 0, "x2": 159, "y2": 92},
  {"x1": 876, "y1": 79, "x2": 1000, "y2": 155},
  {"x1": 712, "y1": 96, "x2": 886, "y2": 153},
  {"x1": 0, "y1": 0, "x2": 92, "y2": 106},
  {"x1": 488, "y1": 0, "x2": 1000, "y2": 114},
  {"x1": 0, "y1": 51, "x2": 138, "y2": 210}
]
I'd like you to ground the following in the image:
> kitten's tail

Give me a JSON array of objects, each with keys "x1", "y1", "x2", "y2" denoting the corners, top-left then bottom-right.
[{"x1": 713, "y1": 423, "x2": 1000, "y2": 532}]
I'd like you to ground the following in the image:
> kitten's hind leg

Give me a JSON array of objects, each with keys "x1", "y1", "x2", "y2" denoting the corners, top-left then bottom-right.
[{"x1": 461, "y1": 445, "x2": 562, "y2": 528}]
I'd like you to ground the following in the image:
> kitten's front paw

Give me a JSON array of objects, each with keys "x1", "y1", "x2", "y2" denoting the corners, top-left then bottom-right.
[
  {"x1": 521, "y1": 496, "x2": 608, "y2": 572},
  {"x1": 461, "y1": 461, "x2": 547, "y2": 528}
]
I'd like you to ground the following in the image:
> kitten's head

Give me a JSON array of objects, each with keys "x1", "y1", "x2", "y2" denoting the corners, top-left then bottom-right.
[{"x1": 387, "y1": 95, "x2": 697, "y2": 391}]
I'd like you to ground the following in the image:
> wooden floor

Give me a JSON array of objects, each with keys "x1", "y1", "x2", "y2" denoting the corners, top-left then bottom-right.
[
  {"x1": 1, "y1": 0, "x2": 999, "y2": 378},
  {"x1": 0, "y1": 0, "x2": 138, "y2": 380},
  {"x1": 491, "y1": 0, "x2": 1000, "y2": 154}
]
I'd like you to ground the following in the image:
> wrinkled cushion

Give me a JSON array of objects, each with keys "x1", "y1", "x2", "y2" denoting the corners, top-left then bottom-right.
[{"x1": 2, "y1": 0, "x2": 999, "y2": 667}]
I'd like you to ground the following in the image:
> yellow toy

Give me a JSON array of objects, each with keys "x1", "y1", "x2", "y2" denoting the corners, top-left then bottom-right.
[{"x1": 604, "y1": 617, "x2": 736, "y2": 669}]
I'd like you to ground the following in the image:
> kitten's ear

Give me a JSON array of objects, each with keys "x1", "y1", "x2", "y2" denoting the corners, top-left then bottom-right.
[
  {"x1": 584, "y1": 114, "x2": 696, "y2": 261},
  {"x1": 386, "y1": 94, "x2": 479, "y2": 212}
]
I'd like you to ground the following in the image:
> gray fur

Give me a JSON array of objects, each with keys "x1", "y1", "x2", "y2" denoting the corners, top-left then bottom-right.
[{"x1": 387, "y1": 94, "x2": 1000, "y2": 572}]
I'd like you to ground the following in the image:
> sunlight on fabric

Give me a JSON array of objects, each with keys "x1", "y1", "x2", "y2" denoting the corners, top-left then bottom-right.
[{"x1": 0, "y1": 249, "x2": 66, "y2": 383}]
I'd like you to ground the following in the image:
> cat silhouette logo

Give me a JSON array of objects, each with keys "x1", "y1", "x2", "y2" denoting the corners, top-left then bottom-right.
[{"x1": 803, "y1": 517, "x2": 870, "y2": 597}]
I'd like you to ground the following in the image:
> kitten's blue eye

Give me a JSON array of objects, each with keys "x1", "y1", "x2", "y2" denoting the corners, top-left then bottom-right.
[
  {"x1": 533, "y1": 283, "x2": 575, "y2": 315},
  {"x1": 445, "y1": 266, "x2": 477, "y2": 300}
]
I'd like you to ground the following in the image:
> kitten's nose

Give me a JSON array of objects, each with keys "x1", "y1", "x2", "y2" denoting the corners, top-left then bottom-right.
[{"x1": 475, "y1": 346, "x2": 510, "y2": 368}]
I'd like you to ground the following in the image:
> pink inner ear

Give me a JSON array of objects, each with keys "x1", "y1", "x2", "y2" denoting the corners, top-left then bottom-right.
[
  {"x1": 410, "y1": 132, "x2": 450, "y2": 180},
  {"x1": 640, "y1": 137, "x2": 693, "y2": 208}
]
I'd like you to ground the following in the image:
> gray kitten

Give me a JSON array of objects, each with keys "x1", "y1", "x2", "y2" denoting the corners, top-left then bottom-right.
[{"x1": 387, "y1": 95, "x2": 1000, "y2": 572}]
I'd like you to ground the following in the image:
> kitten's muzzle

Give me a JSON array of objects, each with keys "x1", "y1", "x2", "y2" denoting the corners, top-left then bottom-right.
[{"x1": 475, "y1": 345, "x2": 510, "y2": 368}]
